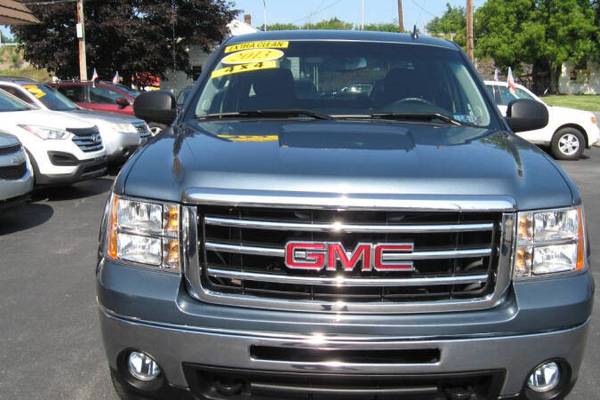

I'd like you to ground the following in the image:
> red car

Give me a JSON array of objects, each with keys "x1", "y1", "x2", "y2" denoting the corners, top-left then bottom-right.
[
  {"x1": 51, "y1": 81, "x2": 140, "y2": 115},
  {"x1": 51, "y1": 81, "x2": 164, "y2": 135}
]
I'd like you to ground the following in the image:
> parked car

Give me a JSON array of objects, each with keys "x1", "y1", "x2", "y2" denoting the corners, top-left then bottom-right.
[
  {"x1": 0, "y1": 89, "x2": 106, "y2": 185},
  {"x1": 485, "y1": 80, "x2": 600, "y2": 160},
  {"x1": 0, "y1": 131, "x2": 33, "y2": 210},
  {"x1": 0, "y1": 77, "x2": 151, "y2": 164},
  {"x1": 51, "y1": 80, "x2": 164, "y2": 136},
  {"x1": 98, "y1": 31, "x2": 592, "y2": 400}
]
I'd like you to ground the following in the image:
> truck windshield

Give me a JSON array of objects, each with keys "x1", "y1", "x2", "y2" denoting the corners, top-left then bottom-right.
[
  {"x1": 194, "y1": 41, "x2": 493, "y2": 127},
  {"x1": 0, "y1": 89, "x2": 31, "y2": 112}
]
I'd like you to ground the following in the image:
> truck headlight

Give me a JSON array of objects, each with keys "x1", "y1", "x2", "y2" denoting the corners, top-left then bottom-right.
[
  {"x1": 19, "y1": 125, "x2": 72, "y2": 140},
  {"x1": 105, "y1": 195, "x2": 181, "y2": 272},
  {"x1": 514, "y1": 207, "x2": 585, "y2": 278}
]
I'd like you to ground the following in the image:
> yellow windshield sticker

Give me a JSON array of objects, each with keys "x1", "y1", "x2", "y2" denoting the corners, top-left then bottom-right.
[
  {"x1": 23, "y1": 84, "x2": 46, "y2": 99},
  {"x1": 217, "y1": 134, "x2": 279, "y2": 143},
  {"x1": 211, "y1": 61, "x2": 278, "y2": 79},
  {"x1": 224, "y1": 40, "x2": 289, "y2": 54},
  {"x1": 221, "y1": 48, "x2": 284, "y2": 65}
]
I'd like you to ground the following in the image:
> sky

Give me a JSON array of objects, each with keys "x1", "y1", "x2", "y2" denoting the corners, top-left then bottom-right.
[
  {"x1": 232, "y1": 0, "x2": 486, "y2": 30},
  {"x1": 0, "y1": 0, "x2": 486, "y2": 38}
]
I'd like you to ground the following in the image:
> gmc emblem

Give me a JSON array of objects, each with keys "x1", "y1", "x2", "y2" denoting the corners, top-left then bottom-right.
[{"x1": 284, "y1": 242, "x2": 415, "y2": 272}]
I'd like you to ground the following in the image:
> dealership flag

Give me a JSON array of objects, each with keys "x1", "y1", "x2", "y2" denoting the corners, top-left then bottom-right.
[
  {"x1": 507, "y1": 67, "x2": 516, "y2": 94},
  {"x1": 112, "y1": 71, "x2": 120, "y2": 84},
  {"x1": 91, "y1": 68, "x2": 99, "y2": 87}
]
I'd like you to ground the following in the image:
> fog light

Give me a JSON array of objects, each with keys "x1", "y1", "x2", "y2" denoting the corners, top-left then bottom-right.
[
  {"x1": 527, "y1": 361, "x2": 561, "y2": 393},
  {"x1": 127, "y1": 351, "x2": 161, "y2": 382}
]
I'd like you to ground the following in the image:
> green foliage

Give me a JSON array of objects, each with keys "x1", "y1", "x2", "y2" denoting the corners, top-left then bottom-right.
[
  {"x1": 363, "y1": 23, "x2": 401, "y2": 33},
  {"x1": 10, "y1": 0, "x2": 237, "y2": 86},
  {"x1": 543, "y1": 95, "x2": 600, "y2": 112},
  {"x1": 267, "y1": 23, "x2": 300, "y2": 31},
  {"x1": 426, "y1": 3, "x2": 466, "y2": 47},
  {"x1": 476, "y1": 0, "x2": 598, "y2": 93},
  {"x1": 304, "y1": 17, "x2": 353, "y2": 30},
  {"x1": 0, "y1": 67, "x2": 50, "y2": 82},
  {"x1": 268, "y1": 19, "x2": 400, "y2": 32}
]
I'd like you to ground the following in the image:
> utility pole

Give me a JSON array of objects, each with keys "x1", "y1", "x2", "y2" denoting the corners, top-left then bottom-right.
[
  {"x1": 262, "y1": 0, "x2": 267, "y2": 31},
  {"x1": 397, "y1": 0, "x2": 404, "y2": 32},
  {"x1": 466, "y1": 0, "x2": 474, "y2": 61},
  {"x1": 76, "y1": 0, "x2": 87, "y2": 80},
  {"x1": 360, "y1": 0, "x2": 365, "y2": 30}
]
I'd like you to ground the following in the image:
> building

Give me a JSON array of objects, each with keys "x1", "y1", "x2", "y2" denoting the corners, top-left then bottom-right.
[{"x1": 0, "y1": 0, "x2": 39, "y2": 25}]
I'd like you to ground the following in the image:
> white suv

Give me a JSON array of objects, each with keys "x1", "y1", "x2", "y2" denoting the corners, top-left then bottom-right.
[
  {"x1": 0, "y1": 89, "x2": 106, "y2": 185},
  {"x1": 485, "y1": 80, "x2": 600, "y2": 160},
  {"x1": 0, "y1": 78, "x2": 151, "y2": 164}
]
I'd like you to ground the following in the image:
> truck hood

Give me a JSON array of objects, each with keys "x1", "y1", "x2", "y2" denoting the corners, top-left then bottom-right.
[{"x1": 121, "y1": 119, "x2": 576, "y2": 210}]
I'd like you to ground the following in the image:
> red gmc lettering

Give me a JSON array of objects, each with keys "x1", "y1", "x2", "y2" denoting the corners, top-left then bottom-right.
[
  {"x1": 374, "y1": 244, "x2": 415, "y2": 271},
  {"x1": 327, "y1": 243, "x2": 372, "y2": 272},
  {"x1": 285, "y1": 242, "x2": 326, "y2": 270},
  {"x1": 285, "y1": 242, "x2": 415, "y2": 272}
]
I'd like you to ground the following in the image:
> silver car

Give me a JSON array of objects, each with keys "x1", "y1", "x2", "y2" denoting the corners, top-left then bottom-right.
[
  {"x1": 0, "y1": 131, "x2": 33, "y2": 210},
  {"x1": 0, "y1": 78, "x2": 151, "y2": 164}
]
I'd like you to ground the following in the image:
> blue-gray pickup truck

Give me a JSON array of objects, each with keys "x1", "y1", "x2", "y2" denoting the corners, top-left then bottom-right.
[{"x1": 97, "y1": 31, "x2": 594, "y2": 400}]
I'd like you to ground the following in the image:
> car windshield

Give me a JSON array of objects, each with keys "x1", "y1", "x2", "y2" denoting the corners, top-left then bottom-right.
[
  {"x1": 0, "y1": 89, "x2": 32, "y2": 112},
  {"x1": 22, "y1": 83, "x2": 78, "y2": 111},
  {"x1": 193, "y1": 40, "x2": 493, "y2": 127},
  {"x1": 114, "y1": 83, "x2": 140, "y2": 97}
]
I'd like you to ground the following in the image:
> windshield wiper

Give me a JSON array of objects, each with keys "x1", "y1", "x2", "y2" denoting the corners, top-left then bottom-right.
[
  {"x1": 369, "y1": 112, "x2": 464, "y2": 126},
  {"x1": 198, "y1": 109, "x2": 334, "y2": 121}
]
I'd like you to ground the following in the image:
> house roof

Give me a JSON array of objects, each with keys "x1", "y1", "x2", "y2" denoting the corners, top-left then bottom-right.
[{"x1": 0, "y1": 0, "x2": 39, "y2": 25}]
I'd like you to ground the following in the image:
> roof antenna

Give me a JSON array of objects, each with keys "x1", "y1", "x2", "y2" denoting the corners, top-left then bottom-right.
[{"x1": 411, "y1": 24, "x2": 419, "y2": 39}]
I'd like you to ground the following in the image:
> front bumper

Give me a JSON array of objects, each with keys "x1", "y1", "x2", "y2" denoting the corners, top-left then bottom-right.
[
  {"x1": 35, "y1": 155, "x2": 107, "y2": 185},
  {"x1": 102, "y1": 131, "x2": 145, "y2": 163},
  {"x1": 0, "y1": 166, "x2": 33, "y2": 203},
  {"x1": 97, "y1": 260, "x2": 594, "y2": 399}
]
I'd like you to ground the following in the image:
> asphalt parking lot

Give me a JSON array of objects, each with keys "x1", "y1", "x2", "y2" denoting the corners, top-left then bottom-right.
[{"x1": 0, "y1": 152, "x2": 598, "y2": 400}]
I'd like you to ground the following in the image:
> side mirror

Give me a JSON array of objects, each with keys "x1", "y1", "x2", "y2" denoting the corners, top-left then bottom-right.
[
  {"x1": 134, "y1": 91, "x2": 177, "y2": 125},
  {"x1": 506, "y1": 99, "x2": 549, "y2": 133},
  {"x1": 115, "y1": 97, "x2": 130, "y2": 108}
]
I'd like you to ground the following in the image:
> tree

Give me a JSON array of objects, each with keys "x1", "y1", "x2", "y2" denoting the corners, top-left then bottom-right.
[
  {"x1": 476, "y1": 0, "x2": 598, "y2": 94},
  {"x1": 267, "y1": 23, "x2": 300, "y2": 31},
  {"x1": 304, "y1": 18, "x2": 353, "y2": 30},
  {"x1": 11, "y1": 0, "x2": 237, "y2": 86},
  {"x1": 426, "y1": 4, "x2": 466, "y2": 47},
  {"x1": 364, "y1": 23, "x2": 402, "y2": 32}
]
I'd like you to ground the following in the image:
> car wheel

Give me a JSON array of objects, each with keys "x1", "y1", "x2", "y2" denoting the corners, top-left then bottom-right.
[
  {"x1": 551, "y1": 128, "x2": 585, "y2": 160},
  {"x1": 148, "y1": 123, "x2": 166, "y2": 137}
]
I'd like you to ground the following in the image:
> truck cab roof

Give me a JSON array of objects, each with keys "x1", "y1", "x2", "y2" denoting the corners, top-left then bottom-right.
[{"x1": 224, "y1": 30, "x2": 459, "y2": 51}]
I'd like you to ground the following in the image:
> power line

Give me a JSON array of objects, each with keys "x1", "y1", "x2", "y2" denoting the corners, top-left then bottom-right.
[
  {"x1": 408, "y1": 0, "x2": 436, "y2": 18},
  {"x1": 290, "y1": 0, "x2": 345, "y2": 24}
]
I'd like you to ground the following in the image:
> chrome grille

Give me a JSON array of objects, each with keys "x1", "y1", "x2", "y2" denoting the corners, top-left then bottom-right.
[
  {"x1": 68, "y1": 127, "x2": 104, "y2": 153},
  {"x1": 190, "y1": 203, "x2": 512, "y2": 312}
]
